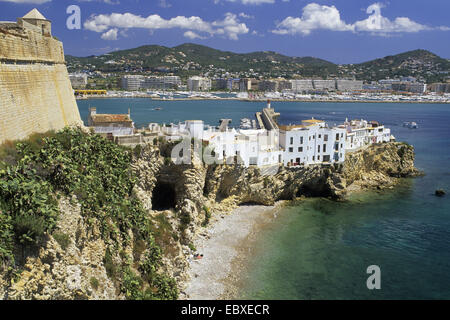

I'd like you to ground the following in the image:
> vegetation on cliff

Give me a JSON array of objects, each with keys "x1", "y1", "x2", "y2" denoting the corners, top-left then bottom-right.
[{"x1": 0, "y1": 128, "x2": 178, "y2": 300}]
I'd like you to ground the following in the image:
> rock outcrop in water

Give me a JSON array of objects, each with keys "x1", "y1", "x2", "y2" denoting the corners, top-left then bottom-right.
[{"x1": 0, "y1": 134, "x2": 420, "y2": 300}]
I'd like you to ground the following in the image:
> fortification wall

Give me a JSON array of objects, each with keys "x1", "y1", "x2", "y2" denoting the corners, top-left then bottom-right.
[
  {"x1": 0, "y1": 24, "x2": 82, "y2": 144},
  {"x1": 0, "y1": 26, "x2": 64, "y2": 63}
]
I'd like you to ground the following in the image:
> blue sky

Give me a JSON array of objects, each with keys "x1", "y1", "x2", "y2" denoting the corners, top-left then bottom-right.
[{"x1": 1, "y1": 0, "x2": 449, "y2": 63}]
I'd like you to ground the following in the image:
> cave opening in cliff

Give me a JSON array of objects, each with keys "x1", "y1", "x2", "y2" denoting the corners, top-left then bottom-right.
[
  {"x1": 296, "y1": 184, "x2": 331, "y2": 198},
  {"x1": 152, "y1": 181, "x2": 176, "y2": 210}
]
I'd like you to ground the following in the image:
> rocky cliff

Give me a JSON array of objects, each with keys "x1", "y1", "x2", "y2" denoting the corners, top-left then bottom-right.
[{"x1": 0, "y1": 131, "x2": 420, "y2": 300}]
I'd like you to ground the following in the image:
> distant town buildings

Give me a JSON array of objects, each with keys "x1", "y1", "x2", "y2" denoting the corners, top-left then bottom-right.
[
  {"x1": 121, "y1": 75, "x2": 181, "y2": 90},
  {"x1": 336, "y1": 80, "x2": 364, "y2": 92},
  {"x1": 187, "y1": 76, "x2": 211, "y2": 91},
  {"x1": 391, "y1": 82, "x2": 426, "y2": 94},
  {"x1": 114, "y1": 72, "x2": 445, "y2": 97},
  {"x1": 312, "y1": 80, "x2": 336, "y2": 91},
  {"x1": 290, "y1": 79, "x2": 314, "y2": 93},
  {"x1": 69, "y1": 73, "x2": 88, "y2": 89},
  {"x1": 121, "y1": 75, "x2": 144, "y2": 91},
  {"x1": 429, "y1": 83, "x2": 450, "y2": 93}
]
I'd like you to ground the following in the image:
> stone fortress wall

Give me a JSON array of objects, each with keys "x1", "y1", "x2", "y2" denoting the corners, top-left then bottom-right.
[{"x1": 0, "y1": 10, "x2": 82, "y2": 145}]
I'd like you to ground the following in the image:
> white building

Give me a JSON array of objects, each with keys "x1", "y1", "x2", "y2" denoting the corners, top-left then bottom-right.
[
  {"x1": 336, "y1": 80, "x2": 363, "y2": 92},
  {"x1": 143, "y1": 76, "x2": 181, "y2": 90},
  {"x1": 121, "y1": 75, "x2": 144, "y2": 91},
  {"x1": 339, "y1": 119, "x2": 392, "y2": 151},
  {"x1": 313, "y1": 80, "x2": 336, "y2": 91},
  {"x1": 290, "y1": 79, "x2": 314, "y2": 93},
  {"x1": 88, "y1": 107, "x2": 135, "y2": 137},
  {"x1": 280, "y1": 119, "x2": 346, "y2": 166},
  {"x1": 69, "y1": 73, "x2": 88, "y2": 89},
  {"x1": 188, "y1": 76, "x2": 212, "y2": 91},
  {"x1": 146, "y1": 105, "x2": 393, "y2": 169}
]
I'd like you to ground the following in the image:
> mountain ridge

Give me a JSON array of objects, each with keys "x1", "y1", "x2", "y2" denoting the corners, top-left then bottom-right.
[{"x1": 66, "y1": 44, "x2": 450, "y2": 83}]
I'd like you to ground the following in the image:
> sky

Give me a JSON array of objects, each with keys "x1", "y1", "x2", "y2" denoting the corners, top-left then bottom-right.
[{"x1": 1, "y1": 0, "x2": 449, "y2": 64}]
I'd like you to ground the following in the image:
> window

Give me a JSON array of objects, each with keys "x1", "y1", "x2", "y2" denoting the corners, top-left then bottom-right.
[
  {"x1": 318, "y1": 156, "x2": 320, "y2": 160},
  {"x1": 300, "y1": 137, "x2": 304, "y2": 144},
  {"x1": 341, "y1": 143, "x2": 343, "y2": 149},
  {"x1": 289, "y1": 147, "x2": 293, "y2": 152},
  {"x1": 341, "y1": 133, "x2": 344, "y2": 138},
  {"x1": 318, "y1": 145, "x2": 321, "y2": 153},
  {"x1": 298, "y1": 147, "x2": 303, "y2": 152},
  {"x1": 319, "y1": 134, "x2": 322, "y2": 139},
  {"x1": 313, "y1": 156, "x2": 315, "y2": 161},
  {"x1": 290, "y1": 137, "x2": 293, "y2": 145},
  {"x1": 323, "y1": 155, "x2": 330, "y2": 162},
  {"x1": 323, "y1": 144, "x2": 327, "y2": 152},
  {"x1": 336, "y1": 133, "x2": 340, "y2": 140},
  {"x1": 324, "y1": 134, "x2": 328, "y2": 142}
]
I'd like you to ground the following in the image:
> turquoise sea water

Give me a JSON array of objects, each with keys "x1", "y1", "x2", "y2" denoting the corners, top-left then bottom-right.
[{"x1": 77, "y1": 99, "x2": 450, "y2": 299}]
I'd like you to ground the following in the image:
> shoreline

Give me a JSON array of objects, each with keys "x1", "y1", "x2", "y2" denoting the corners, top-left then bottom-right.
[
  {"x1": 181, "y1": 203, "x2": 285, "y2": 300},
  {"x1": 76, "y1": 96, "x2": 450, "y2": 104},
  {"x1": 179, "y1": 180, "x2": 409, "y2": 300}
]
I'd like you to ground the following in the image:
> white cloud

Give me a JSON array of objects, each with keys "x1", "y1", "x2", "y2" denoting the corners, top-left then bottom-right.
[
  {"x1": 273, "y1": 3, "x2": 354, "y2": 35},
  {"x1": 84, "y1": 12, "x2": 249, "y2": 40},
  {"x1": 184, "y1": 31, "x2": 206, "y2": 40},
  {"x1": 212, "y1": 13, "x2": 249, "y2": 40},
  {"x1": 101, "y1": 28, "x2": 118, "y2": 40},
  {"x1": 239, "y1": 12, "x2": 254, "y2": 19},
  {"x1": 273, "y1": 2, "x2": 448, "y2": 37}
]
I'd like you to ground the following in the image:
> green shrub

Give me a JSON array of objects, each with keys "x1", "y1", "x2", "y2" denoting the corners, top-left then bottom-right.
[
  {"x1": 0, "y1": 128, "x2": 178, "y2": 299},
  {"x1": 188, "y1": 242, "x2": 196, "y2": 252},
  {"x1": 53, "y1": 232, "x2": 70, "y2": 250},
  {"x1": 133, "y1": 144, "x2": 142, "y2": 158},
  {"x1": 90, "y1": 277, "x2": 99, "y2": 290},
  {"x1": 201, "y1": 206, "x2": 211, "y2": 227}
]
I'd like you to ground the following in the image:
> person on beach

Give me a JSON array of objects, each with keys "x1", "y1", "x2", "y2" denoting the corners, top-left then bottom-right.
[{"x1": 194, "y1": 254, "x2": 204, "y2": 260}]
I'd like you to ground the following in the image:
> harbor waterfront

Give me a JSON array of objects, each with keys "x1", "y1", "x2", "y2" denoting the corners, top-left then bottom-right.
[{"x1": 77, "y1": 99, "x2": 450, "y2": 299}]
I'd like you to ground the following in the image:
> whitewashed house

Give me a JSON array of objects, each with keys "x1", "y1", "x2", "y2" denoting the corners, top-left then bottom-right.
[
  {"x1": 280, "y1": 118, "x2": 347, "y2": 166},
  {"x1": 341, "y1": 119, "x2": 392, "y2": 151}
]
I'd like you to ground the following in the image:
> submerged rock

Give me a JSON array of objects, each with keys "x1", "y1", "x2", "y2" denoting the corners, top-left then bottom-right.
[{"x1": 435, "y1": 189, "x2": 446, "y2": 197}]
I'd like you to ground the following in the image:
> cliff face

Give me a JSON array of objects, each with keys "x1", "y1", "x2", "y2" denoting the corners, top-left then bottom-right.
[
  {"x1": 204, "y1": 142, "x2": 420, "y2": 205},
  {"x1": 0, "y1": 137, "x2": 419, "y2": 300}
]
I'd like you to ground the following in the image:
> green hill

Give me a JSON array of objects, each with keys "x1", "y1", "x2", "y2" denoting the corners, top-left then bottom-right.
[
  {"x1": 66, "y1": 44, "x2": 449, "y2": 83},
  {"x1": 343, "y1": 49, "x2": 450, "y2": 83}
]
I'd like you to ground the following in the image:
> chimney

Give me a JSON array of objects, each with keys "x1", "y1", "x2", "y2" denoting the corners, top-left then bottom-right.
[{"x1": 267, "y1": 99, "x2": 271, "y2": 109}]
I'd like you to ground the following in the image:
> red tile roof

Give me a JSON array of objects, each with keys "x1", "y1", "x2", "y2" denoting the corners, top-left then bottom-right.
[{"x1": 91, "y1": 114, "x2": 132, "y2": 124}]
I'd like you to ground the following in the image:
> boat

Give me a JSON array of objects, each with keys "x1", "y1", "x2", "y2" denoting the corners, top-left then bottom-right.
[
  {"x1": 403, "y1": 122, "x2": 418, "y2": 129},
  {"x1": 153, "y1": 107, "x2": 162, "y2": 111}
]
